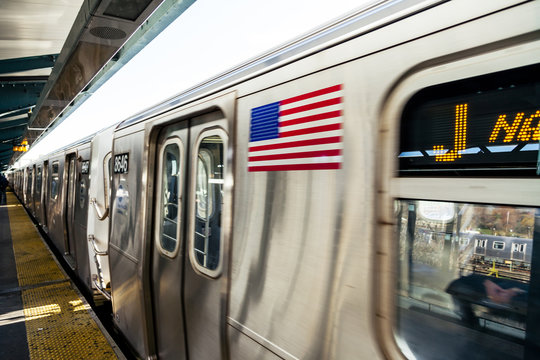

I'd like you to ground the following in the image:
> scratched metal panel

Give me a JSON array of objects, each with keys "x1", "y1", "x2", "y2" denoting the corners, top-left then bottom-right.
[
  {"x1": 229, "y1": 66, "x2": 378, "y2": 359},
  {"x1": 87, "y1": 126, "x2": 114, "y2": 296},
  {"x1": 109, "y1": 128, "x2": 150, "y2": 358}
]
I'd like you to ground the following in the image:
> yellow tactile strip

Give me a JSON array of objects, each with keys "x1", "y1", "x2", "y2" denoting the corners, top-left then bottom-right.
[
  {"x1": 7, "y1": 202, "x2": 65, "y2": 288},
  {"x1": 22, "y1": 282, "x2": 117, "y2": 359},
  {"x1": 6, "y1": 192, "x2": 117, "y2": 359}
]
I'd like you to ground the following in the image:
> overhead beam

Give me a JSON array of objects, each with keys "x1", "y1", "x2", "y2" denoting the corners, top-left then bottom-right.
[
  {"x1": 26, "y1": 0, "x2": 197, "y2": 143},
  {"x1": 0, "y1": 118, "x2": 29, "y2": 129},
  {"x1": 0, "y1": 145, "x2": 15, "y2": 152},
  {"x1": 27, "y1": 0, "x2": 169, "y2": 133},
  {"x1": 0, "y1": 106, "x2": 35, "y2": 120},
  {"x1": 0, "y1": 54, "x2": 58, "y2": 74},
  {"x1": 0, "y1": 151, "x2": 15, "y2": 160},
  {"x1": 0, "y1": 81, "x2": 45, "y2": 114},
  {"x1": 0, "y1": 127, "x2": 26, "y2": 142}
]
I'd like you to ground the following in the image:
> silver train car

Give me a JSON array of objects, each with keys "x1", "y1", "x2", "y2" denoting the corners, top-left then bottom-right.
[
  {"x1": 470, "y1": 234, "x2": 533, "y2": 265},
  {"x1": 9, "y1": 1, "x2": 540, "y2": 359}
]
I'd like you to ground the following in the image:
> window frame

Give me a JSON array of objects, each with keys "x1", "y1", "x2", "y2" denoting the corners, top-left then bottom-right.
[
  {"x1": 26, "y1": 167, "x2": 33, "y2": 196},
  {"x1": 36, "y1": 166, "x2": 42, "y2": 196},
  {"x1": 50, "y1": 161, "x2": 60, "y2": 201},
  {"x1": 475, "y1": 238, "x2": 487, "y2": 248},
  {"x1": 375, "y1": 46, "x2": 540, "y2": 359},
  {"x1": 512, "y1": 243, "x2": 526, "y2": 253},
  {"x1": 188, "y1": 128, "x2": 227, "y2": 278},
  {"x1": 154, "y1": 137, "x2": 184, "y2": 258},
  {"x1": 103, "y1": 152, "x2": 112, "y2": 210}
]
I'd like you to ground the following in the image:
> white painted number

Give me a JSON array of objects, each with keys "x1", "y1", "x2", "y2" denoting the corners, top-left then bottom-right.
[{"x1": 114, "y1": 153, "x2": 129, "y2": 174}]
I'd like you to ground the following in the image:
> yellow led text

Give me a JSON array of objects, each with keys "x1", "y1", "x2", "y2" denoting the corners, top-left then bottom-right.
[
  {"x1": 434, "y1": 103, "x2": 468, "y2": 162},
  {"x1": 489, "y1": 113, "x2": 524, "y2": 142},
  {"x1": 489, "y1": 110, "x2": 540, "y2": 143}
]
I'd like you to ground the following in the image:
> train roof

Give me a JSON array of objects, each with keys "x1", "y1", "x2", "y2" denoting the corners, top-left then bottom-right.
[{"x1": 116, "y1": 0, "x2": 431, "y2": 130}]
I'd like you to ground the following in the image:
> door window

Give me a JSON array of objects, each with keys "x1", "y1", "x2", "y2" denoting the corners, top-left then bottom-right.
[
  {"x1": 191, "y1": 133, "x2": 225, "y2": 276},
  {"x1": 36, "y1": 166, "x2": 42, "y2": 196},
  {"x1": 27, "y1": 169, "x2": 33, "y2": 195},
  {"x1": 51, "y1": 161, "x2": 59, "y2": 200},
  {"x1": 156, "y1": 140, "x2": 182, "y2": 257}
]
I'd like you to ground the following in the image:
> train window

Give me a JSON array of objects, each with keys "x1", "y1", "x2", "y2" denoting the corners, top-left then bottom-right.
[
  {"x1": 156, "y1": 140, "x2": 182, "y2": 257},
  {"x1": 475, "y1": 238, "x2": 487, "y2": 248},
  {"x1": 196, "y1": 149, "x2": 214, "y2": 219},
  {"x1": 399, "y1": 64, "x2": 540, "y2": 176},
  {"x1": 36, "y1": 166, "x2": 42, "y2": 195},
  {"x1": 104, "y1": 153, "x2": 112, "y2": 209},
  {"x1": 79, "y1": 178, "x2": 86, "y2": 209},
  {"x1": 395, "y1": 200, "x2": 536, "y2": 359},
  {"x1": 192, "y1": 134, "x2": 225, "y2": 275},
  {"x1": 51, "y1": 161, "x2": 59, "y2": 200},
  {"x1": 27, "y1": 169, "x2": 33, "y2": 194}
]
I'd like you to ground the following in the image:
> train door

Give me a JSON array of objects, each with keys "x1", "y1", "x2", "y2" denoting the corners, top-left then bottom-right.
[
  {"x1": 511, "y1": 242, "x2": 526, "y2": 262},
  {"x1": 474, "y1": 237, "x2": 487, "y2": 256},
  {"x1": 151, "y1": 112, "x2": 228, "y2": 359},
  {"x1": 64, "y1": 153, "x2": 78, "y2": 268}
]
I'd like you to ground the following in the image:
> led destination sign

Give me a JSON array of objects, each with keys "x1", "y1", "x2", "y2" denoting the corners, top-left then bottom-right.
[{"x1": 399, "y1": 64, "x2": 540, "y2": 174}]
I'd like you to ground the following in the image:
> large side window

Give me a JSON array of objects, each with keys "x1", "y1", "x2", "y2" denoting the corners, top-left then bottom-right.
[
  {"x1": 51, "y1": 161, "x2": 59, "y2": 200},
  {"x1": 191, "y1": 133, "x2": 225, "y2": 276},
  {"x1": 156, "y1": 139, "x2": 182, "y2": 257},
  {"x1": 27, "y1": 168, "x2": 33, "y2": 195},
  {"x1": 394, "y1": 65, "x2": 540, "y2": 359},
  {"x1": 396, "y1": 200, "x2": 535, "y2": 358},
  {"x1": 36, "y1": 166, "x2": 42, "y2": 196}
]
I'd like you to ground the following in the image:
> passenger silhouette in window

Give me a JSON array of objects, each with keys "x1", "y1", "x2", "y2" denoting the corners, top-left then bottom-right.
[{"x1": 446, "y1": 274, "x2": 528, "y2": 327}]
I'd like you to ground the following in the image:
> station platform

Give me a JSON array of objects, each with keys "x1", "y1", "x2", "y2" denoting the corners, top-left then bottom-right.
[{"x1": 0, "y1": 190, "x2": 124, "y2": 359}]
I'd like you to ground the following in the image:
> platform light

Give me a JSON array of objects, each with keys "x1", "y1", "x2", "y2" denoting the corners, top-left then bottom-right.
[{"x1": 13, "y1": 138, "x2": 29, "y2": 152}]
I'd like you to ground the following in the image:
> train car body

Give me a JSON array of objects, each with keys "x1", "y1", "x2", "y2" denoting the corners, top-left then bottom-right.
[
  {"x1": 64, "y1": 139, "x2": 93, "y2": 286},
  {"x1": 471, "y1": 234, "x2": 533, "y2": 265},
  {"x1": 86, "y1": 125, "x2": 115, "y2": 300},
  {"x1": 13, "y1": 137, "x2": 97, "y2": 295},
  {"x1": 9, "y1": 0, "x2": 540, "y2": 359},
  {"x1": 105, "y1": 1, "x2": 540, "y2": 358}
]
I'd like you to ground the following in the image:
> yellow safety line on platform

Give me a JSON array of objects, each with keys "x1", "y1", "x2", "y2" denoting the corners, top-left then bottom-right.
[{"x1": 6, "y1": 192, "x2": 117, "y2": 359}]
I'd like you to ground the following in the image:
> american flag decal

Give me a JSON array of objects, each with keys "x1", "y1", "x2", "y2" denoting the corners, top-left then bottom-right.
[{"x1": 248, "y1": 84, "x2": 343, "y2": 172}]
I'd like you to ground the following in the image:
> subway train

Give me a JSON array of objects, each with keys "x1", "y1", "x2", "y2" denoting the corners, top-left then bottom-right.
[
  {"x1": 7, "y1": 1, "x2": 540, "y2": 359},
  {"x1": 470, "y1": 234, "x2": 532, "y2": 265}
]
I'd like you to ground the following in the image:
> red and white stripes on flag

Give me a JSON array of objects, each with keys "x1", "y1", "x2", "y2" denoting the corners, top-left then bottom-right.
[{"x1": 248, "y1": 84, "x2": 343, "y2": 172}]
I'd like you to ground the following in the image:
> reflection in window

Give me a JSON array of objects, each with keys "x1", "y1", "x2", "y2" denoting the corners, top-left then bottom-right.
[
  {"x1": 194, "y1": 135, "x2": 223, "y2": 271},
  {"x1": 36, "y1": 167, "x2": 42, "y2": 195},
  {"x1": 27, "y1": 169, "x2": 33, "y2": 194},
  {"x1": 51, "y1": 162, "x2": 59, "y2": 200},
  {"x1": 104, "y1": 153, "x2": 112, "y2": 207},
  {"x1": 396, "y1": 200, "x2": 536, "y2": 359},
  {"x1": 196, "y1": 150, "x2": 213, "y2": 219},
  {"x1": 79, "y1": 178, "x2": 87, "y2": 209},
  {"x1": 159, "y1": 143, "x2": 180, "y2": 254}
]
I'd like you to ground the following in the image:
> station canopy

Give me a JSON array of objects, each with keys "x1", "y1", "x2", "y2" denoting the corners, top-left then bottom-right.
[{"x1": 0, "y1": 0, "x2": 196, "y2": 171}]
